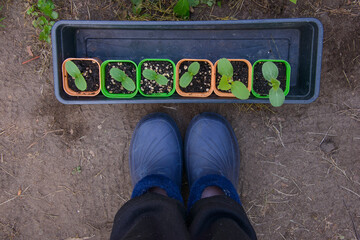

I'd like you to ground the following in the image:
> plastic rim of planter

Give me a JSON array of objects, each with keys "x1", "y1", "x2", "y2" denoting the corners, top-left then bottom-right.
[
  {"x1": 137, "y1": 59, "x2": 176, "y2": 98},
  {"x1": 176, "y1": 59, "x2": 215, "y2": 98},
  {"x1": 101, "y1": 60, "x2": 138, "y2": 99},
  {"x1": 251, "y1": 59, "x2": 291, "y2": 98}
]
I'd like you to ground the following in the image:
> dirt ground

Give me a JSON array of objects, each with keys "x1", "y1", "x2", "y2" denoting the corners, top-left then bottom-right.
[{"x1": 0, "y1": 0, "x2": 359, "y2": 239}]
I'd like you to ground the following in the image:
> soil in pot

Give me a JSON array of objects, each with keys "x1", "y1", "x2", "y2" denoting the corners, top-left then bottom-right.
[
  {"x1": 68, "y1": 60, "x2": 100, "y2": 92},
  {"x1": 105, "y1": 62, "x2": 136, "y2": 94},
  {"x1": 140, "y1": 61, "x2": 174, "y2": 94},
  {"x1": 216, "y1": 61, "x2": 248, "y2": 93},
  {"x1": 253, "y1": 61, "x2": 287, "y2": 95},
  {"x1": 179, "y1": 61, "x2": 211, "y2": 93}
]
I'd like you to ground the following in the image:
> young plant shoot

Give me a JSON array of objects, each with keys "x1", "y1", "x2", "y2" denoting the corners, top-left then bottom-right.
[
  {"x1": 217, "y1": 58, "x2": 250, "y2": 100},
  {"x1": 110, "y1": 68, "x2": 136, "y2": 91},
  {"x1": 179, "y1": 62, "x2": 200, "y2": 88},
  {"x1": 142, "y1": 69, "x2": 169, "y2": 86},
  {"x1": 65, "y1": 61, "x2": 87, "y2": 91},
  {"x1": 262, "y1": 61, "x2": 285, "y2": 107}
]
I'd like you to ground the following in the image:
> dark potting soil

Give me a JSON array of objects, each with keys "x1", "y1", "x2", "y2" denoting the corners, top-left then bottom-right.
[
  {"x1": 253, "y1": 62, "x2": 287, "y2": 95},
  {"x1": 215, "y1": 61, "x2": 248, "y2": 93},
  {"x1": 105, "y1": 62, "x2": 136, "y2": 94},
  {"x1": 179, "y1": 61, "x2": 211, "y2": 93},
  {"x1": 140, "y1": 61, "x2": 174, "y2": 95},
  {"x1": 68, "y1": 60, "x2": 100, "y2": 92}
]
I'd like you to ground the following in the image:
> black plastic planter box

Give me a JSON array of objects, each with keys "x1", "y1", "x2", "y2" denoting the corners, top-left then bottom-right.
[{"x1": 52, "y1": 18, "x2": 323, "y2": 104}]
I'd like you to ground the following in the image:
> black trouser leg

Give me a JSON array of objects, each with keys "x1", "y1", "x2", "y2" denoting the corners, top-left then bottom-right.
[{"x1": 110, "y1": 193, "x2": 256, "y2": 240}]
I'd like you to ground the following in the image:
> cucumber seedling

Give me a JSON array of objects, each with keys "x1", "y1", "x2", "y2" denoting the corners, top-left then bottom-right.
[
  {"x1": 262, "y1": 62, "x2": 285, "y2": 107},
  {"x1": 65, "y1": 61, "x2": 87, "y2": 91},
  {"x1": 110, "y1": 68, "x2": 136, "y2": 91},
  {"x1": 142, "y1": 69, "x2": 169, "y2": 86},
  {"x1": 179, "y1": 62, "x2": 200, "y2": 88},
  {"x1": 217, "y1": 58, "x2": 250, "y2": 100}
]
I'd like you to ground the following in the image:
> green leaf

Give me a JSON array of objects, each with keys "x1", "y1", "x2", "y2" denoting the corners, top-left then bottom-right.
[
  {"x1": 218, "y1": 75, "x2": 231, "y2": 90},
  {"x1": 65, "y1": 61, "x2": 81, "y2": 79},
  {"x1": 217, "y1": 1, "x2": 221, "y2": 7},
  {"x1": 180, "y1": 72, "x2": 193, "y2": 88},
  {"x1": 174, "y1": 0, "x2": 190, "y2": 18},
  {"x1": 51, "y1": 11, "x2": 58, "y2": 19},
  {"x1": 39, "y1": 30, "x2": 48, "y2": 41},
  {"x1": 231, "y1": 81, "x2": 250, "y2": 100},
  {"x1": 32, "y1": 19, "x2": 38, "y2": 28},
  {"x1": 155, "y1": 74, "x2": 169, "y2": 86},
  {"x1": 262, "y1": 61, "x2": 278, "y2": 81},
  {"x1": 122, "y1": 77, "x2": 136, "y2": 91},
  {"x1": 110, "y1": 68, "x2": 127, "y2": 82},
  {"x1": 269, "y1": 87, "x2": 285, "y2": 107},
  {"x1": 27, "y1": 6, "x2": 35, "y2": 15},
  {"x1": 75, "y1": 75, "x2": 87, "y2": 91},
  {"x1": 217, "y1": 58, "x2": 233, "y2": 77},
  {"x1": 189, "y1": 0, "x2": 199, "y2": 7},
  {"x1": 289, "y1": 0, "x2": 297, "y2": 4},
  {"x1": 188, "y1": 62, "x2": 200, "y2": 75},
  {"x1": 270, "y1": 79, "x2": 280, "y2": 90},
  {"x1": 142, "y1": 69, "x2": 157, "y2": 80},
  {"x1": 131, "y1": 0, "x2": 143, "y2": 14}
]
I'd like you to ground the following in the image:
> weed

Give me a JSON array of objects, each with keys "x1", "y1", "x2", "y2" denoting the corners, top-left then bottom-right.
[
  {"x1": 142, "y1": 69, "x2": 169, "y2": 86},
  {"x1": 174, "y1": 0, "x2": 222, "y2": 18},
  {"x1": 217, "y1": 58, "x2": 250, "y2": 100},
  {"x1": 179, "y1": 62, "x2": 200, "y2": 88},
  {"x1": 0, "y1": 6, "x2": 5, "y2": 28},
  {"x1": 110, "y1": 68, "x2": 136, "y2": 91},
  {"x1": 65, "y1": 61, "x2": 87, "y2": 91},
  {"x1": 27, "y1": 0, "x2": 58, "y2": 43},
  {"x1": 262, "y1": 62, "x2": 285, "y2": 107},
  {"x1": 72, "y1": 166, "x2": 81, "y2": 175}
]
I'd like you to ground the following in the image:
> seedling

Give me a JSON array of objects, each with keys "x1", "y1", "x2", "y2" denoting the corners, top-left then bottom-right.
[
  {"x1": 142, "y1": 69, "x2": 169, "y2": 86},
  {"x1": 217, "y1": 58, "x2": 250, "y2": 100},
  {"x1": 27, "y1": 0, "x2": 58, "y2": 43},
  {"x1": 65, "y1": 61, "x2": 87, "y2": 91},
  {"x1": 174, "y1": 0, "x2": 221, "y2": 18},
  {"x1": 110, "y1": 68, "x2": 136, "y2": 91},
  {"x1": 0, "y1": 6, "x2": 5, "y2": 28},
  {"x1": 262, "y1": 61, "x2": 285, "y2": 107},
  {"x1": 179, "y1": 62, "x2": 200, "y2": 88},
  {"x1": 72, "y1": 166, "x2": 81, "y2": 175}
]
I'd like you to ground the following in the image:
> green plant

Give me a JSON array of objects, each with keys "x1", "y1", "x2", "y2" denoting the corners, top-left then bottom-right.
[
  {"x1": 27, "y1": 0, "x2": 58, "y2": 43},
  {"x1": 72, "y1": 166, "x2": 81, "y2": 174},
  {"x1": 179, "y1": 62, "x2": 200, "y2": 88},
  {"x1": 110, "y1": 68, "x2": 136, "y2": 91},
  {"x1": 217, "y1": 58, "x2": 250, "y2": 100},
  {"x1": 262, "y1": 61, "x2": 285, "y2": 107},
  {"x1": 131, "y1": 0, "x2": 143, "y2": 14},
  {"x1": 174, "y1": 0, "x2": 221, "y2": 18},
  {"x1": 65, "y1": 61, "x2": 87, "y2": 91},
  {"x1": 0, "y1": 6, "x2": 5, "y2": 28},
  {"x1": 289, "y1": 0, "x2": 297, "y2": 3},
  {"x1": 142, "y1": 69, "x2": 169, "y2": 86}
]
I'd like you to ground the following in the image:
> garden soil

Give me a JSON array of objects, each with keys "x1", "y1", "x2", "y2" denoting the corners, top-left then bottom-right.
[{"x1": 0, "y1": 0, "x2": 359, "y2": 239}]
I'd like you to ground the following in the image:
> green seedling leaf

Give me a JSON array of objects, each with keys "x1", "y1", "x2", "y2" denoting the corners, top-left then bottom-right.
[
  {"x1": 270, "y1": 79, "x2": 280, "y2": 90},
  {"x1": 217, "y1": 1, "x2": 221, "y2": 7},
  {"x1": 217, "y1": 58, "x2": 233, "y2": 77},
  {"x1": 180, "y1": 72, "x2": 193, "y2": 88},
  {"x1": 65, "y1": 61, "x2": 81, "y2": 78},
  {"x1": 188, "y1": 62, "x2": 200, "y2": 75},
  {"x1": 110, "y1": 68, "x2": 127, "y2": 82},
  {"x1": 122, "y1": 77, "x2": 136, "y2": 91},
  {"x1": 269, "y1": 87, "x2": 285, "y2": 107},
  {"x1": 75, "y1": 75, "x2": 87, "y2": 91},
  {"x1": 131, "y1": 0, "x2": 143, "y2": 14},
  {"x1": 51, "y1": 11, "x2": 58, "y2": 19},
  {"x1": 189, "y1": 0, "x2": 199, "y2": 7},
  {"x1": 231, "y1": 81, "x2": 250, "y2": 100},
  {"x1": 218, "y1": 75, "x2": 231, "y2": 91},
  {"x1": 155, "y1": 74, "x2": 169, "y2": 86},
  {"x1": 174, "y1": 0, "x2": 190, "y2": 18},
  {"x1": 262, "y1": 61, "x2": 278, "y2": 81},
  {"x1": 142, "y1": 69, "x2": 157, "y2": 80},
  {"x1": 289, "y1": 0, "x2": 297, "y2": 4}
]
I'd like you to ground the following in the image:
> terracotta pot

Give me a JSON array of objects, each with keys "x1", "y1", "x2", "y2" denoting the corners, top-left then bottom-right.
[
  {"x1": 213, "y1": 59, "x2": 252, "y2": 97},
  {"x1": 176, "y1": 59, "x2": 215, "y2": 98},
  {"x1": 62, "y1": 58, "x2": 102, "y2": 97}
]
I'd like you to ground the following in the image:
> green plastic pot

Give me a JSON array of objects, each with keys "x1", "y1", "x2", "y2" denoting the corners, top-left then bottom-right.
[
  {"x1": 251, "y1": 59, "x2": 291, "y2": 98},
  {"x1": 137, "y1": 59, "x2": 176, "y2": 98},
  {"x1": 101, "y1": 60, "x2": 138, "y2": 99}
]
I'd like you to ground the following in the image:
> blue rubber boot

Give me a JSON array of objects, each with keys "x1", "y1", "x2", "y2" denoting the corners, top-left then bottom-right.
[
  {"x1": 129, "y1": 113, "x2": 183, "y2": 202},
  {"x1": 185, "y1": 112, "x2": 241, "y2": 208}
]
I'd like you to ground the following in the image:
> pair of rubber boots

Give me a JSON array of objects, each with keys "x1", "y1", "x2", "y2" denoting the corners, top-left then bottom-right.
[{"x1": 130, "y1": 112, "x2": 240, "y2": 200}]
